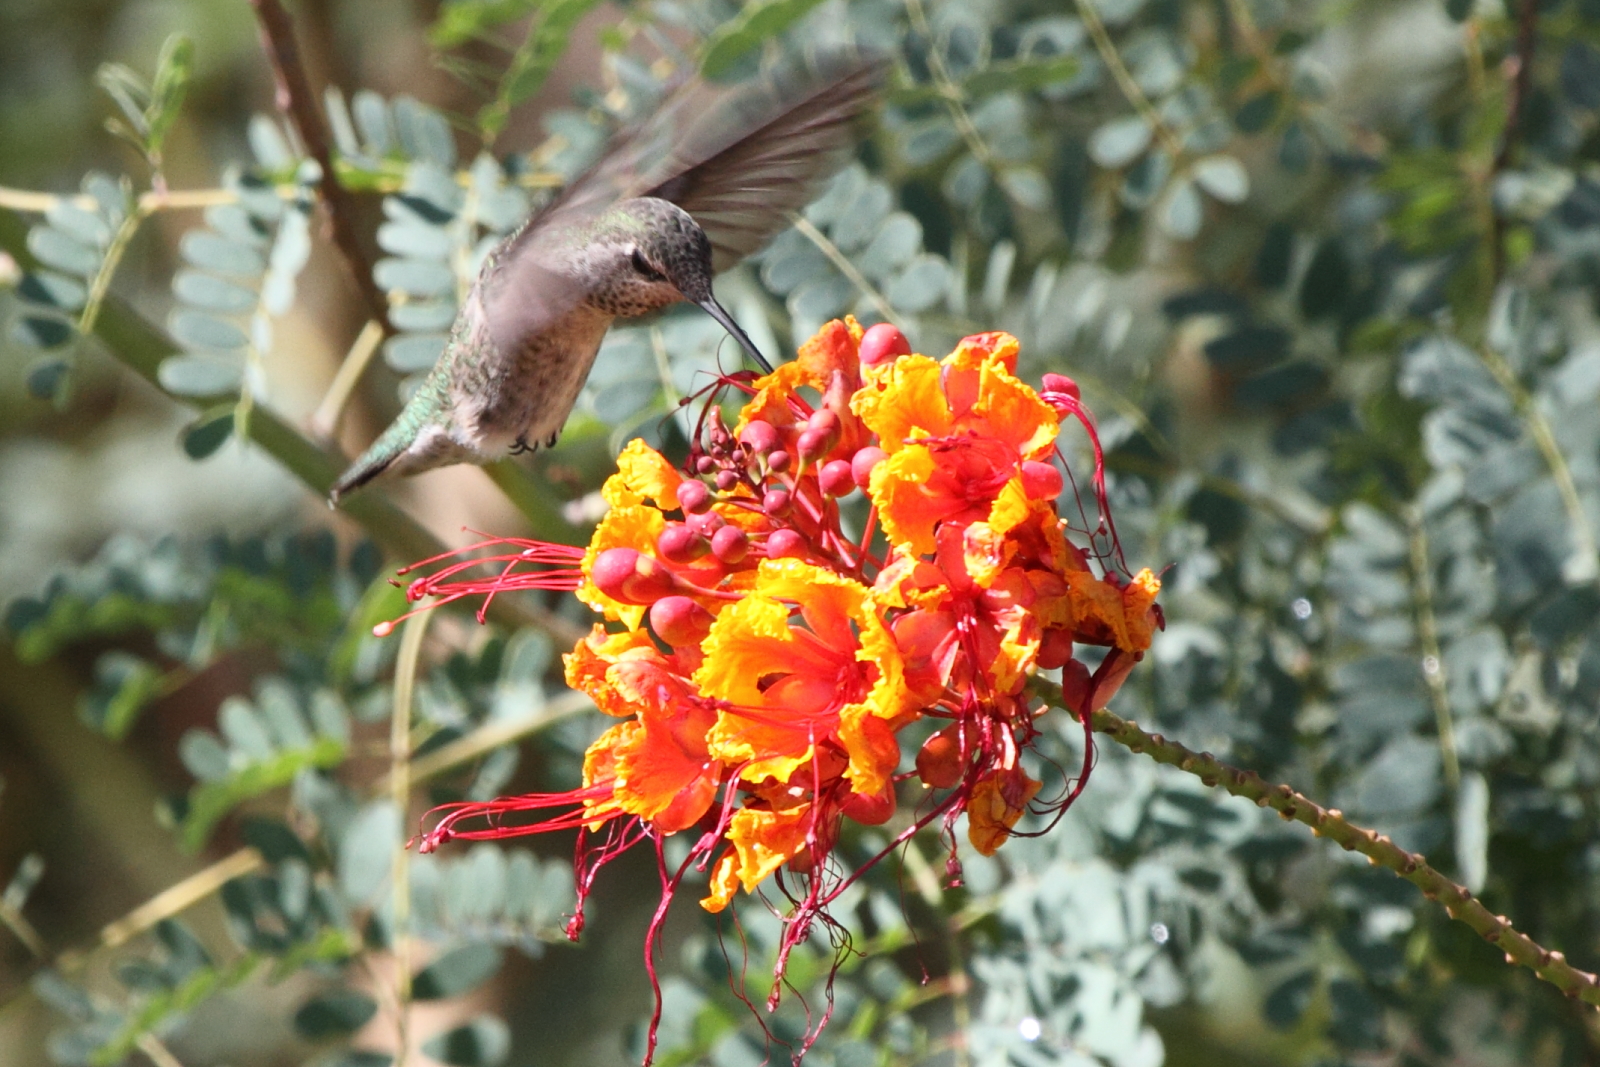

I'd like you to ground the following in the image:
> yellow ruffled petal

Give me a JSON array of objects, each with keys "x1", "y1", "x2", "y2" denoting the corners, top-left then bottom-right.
[
  {"x1": 1121, "y1": 568, "x2": 1163, "y2": 652},
  {"x1": 868, "y1": 445, "x2": 939, "y2": 555},
  {"x1": 966, "y1": 767, "x2": 1042, "y2": 856},
  {"x1": 603, "y1": 438, "x2": 683, "y2": 510},
  {"x1": 852, "y1": 355, "x2": 948, "y2": 453}
]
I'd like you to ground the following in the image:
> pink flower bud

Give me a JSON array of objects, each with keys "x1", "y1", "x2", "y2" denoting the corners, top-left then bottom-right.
[
  {"x1": 715, "y1": 469, "x2": 739, "y2": 491},
  {"x1": 796, "y1": 428, "x2": 830, "y2": 461},
  {"x1": 805, "y1": 408, "x2": 839, "y2": 436},
  {"x1": 819, "y1": 459, "x2": 855, "y2": 497},
  {"x1": 1041, "y1": 373, "x2": 1080, "y2": 400},
  {"x1": 711, "y1": 524, "x2": 749, "y2": 564},
  {"x1": 739, "y1": 420, "x2": 779, "y2": 454},
  {"x1": 686, "y1": 510, "x2": 726, "y2": 537},
  {"x1": 859, "y1": 323, "x2": 911, "y2": 367},
  {"x1": 657, "y1": 523, "x2": 710, "y2": 564},
  {"x1": 591, "y1": 548, "x2": 678, "y2": 605},
  {"x1": 648, "y1": 596, "x2": 714, "y2": 648},
  {"x1": 851, "y1": 446, "x2": 886, "y2": 489},
  {"x1": 676, "y1": 479, "x2": 711, "y2": 514},
  {"x1": 763, "y1": 488, "x2": 792, "y2": 517},
  {"x1": 695, "y1": 455, "x2": 717, "y2": 475},
  {"x1": 840, "y1": 783, "x2": 897, "y2": 825},
  {"x1": 1020, "y1": 460, "x2": 1064, "y2": 500},
  {"x1": 765, "y1": 529, "x2": 806, "y2": 560},
  {"x1": 767, "y1": 449, "x2": 792, "y2": 473}
]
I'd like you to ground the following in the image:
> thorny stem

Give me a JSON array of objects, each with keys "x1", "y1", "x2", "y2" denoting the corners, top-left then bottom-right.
[
  {"x1": 389, "y1": 614, "x2": 429, "y2": 1067},
  {"x1": 1031, "y1": 678, "x2": 1600, "y2": 1008},
  {"x1": 1072, "y1": 0, "x2": 1187, "y2": 161},
  {"x1": 249, "y1": 0, "x2": 392, "y2": 333},
  {"x1": 789, "y1": 214, "x2": 898, "y2": 324},
  {"x1": 1405, "y1": 504, "x2": 1462, "y2": 791}
]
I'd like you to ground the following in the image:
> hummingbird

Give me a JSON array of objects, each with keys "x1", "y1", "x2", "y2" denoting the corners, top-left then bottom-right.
[{"x1": 329, "y1": 54, "x2": 885, "y2": 502}]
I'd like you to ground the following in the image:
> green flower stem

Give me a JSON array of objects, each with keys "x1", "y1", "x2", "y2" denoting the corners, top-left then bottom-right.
[
  {"x1": 1031, "y1": 677, "x2": 1600, "y2": 1007},
  {"x1": 0, "y1": 206, "x2": 574, "y2": 639}
]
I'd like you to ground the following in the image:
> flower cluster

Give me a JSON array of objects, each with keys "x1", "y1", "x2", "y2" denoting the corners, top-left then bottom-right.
[{"x1": 392, "y1": 319, "x2": 1161, "y2": 1061}]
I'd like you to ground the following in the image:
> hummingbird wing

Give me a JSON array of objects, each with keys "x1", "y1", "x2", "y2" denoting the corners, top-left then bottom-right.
[
  {"x1": 530, "y1": 53, "x2": 886, "y2": 272},
  {"x1": 647, "y1": 56, "x2": 887, "y2": 272}
]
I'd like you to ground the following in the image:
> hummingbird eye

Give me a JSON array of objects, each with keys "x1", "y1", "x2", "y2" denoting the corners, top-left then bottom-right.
[{"x1": 630, "y1": 248, "x2": 667, "y2": 283}]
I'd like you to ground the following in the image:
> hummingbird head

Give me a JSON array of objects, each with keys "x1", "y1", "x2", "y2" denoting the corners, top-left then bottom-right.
[{"x1": 587, "y1": 198, "x2": 772, "y2": 372}]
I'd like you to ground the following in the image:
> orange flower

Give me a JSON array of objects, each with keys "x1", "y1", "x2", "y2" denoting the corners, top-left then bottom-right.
[
  {"x1": 392, "y1": 321, "x2": 1163, "y2": 1066},
  {"x1": 696, "y1": 559, "x2": 912, "y2": 797}
]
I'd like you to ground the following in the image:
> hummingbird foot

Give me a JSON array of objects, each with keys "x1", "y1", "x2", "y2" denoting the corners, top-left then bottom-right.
[{"x1": 509, "y1": 435, "x2": 533, "y2": 456}]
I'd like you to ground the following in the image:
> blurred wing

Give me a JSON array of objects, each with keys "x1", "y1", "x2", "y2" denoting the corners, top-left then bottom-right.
[
  {"x1": 531, "y1": 53, "x2": 886, "y2": 271},
  {"x1": 646, "y1": 56, "x2": 886, "y2": 272}
]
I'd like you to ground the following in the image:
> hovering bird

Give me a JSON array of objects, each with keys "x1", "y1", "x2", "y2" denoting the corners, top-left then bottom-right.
[{"x1": 329, "y1": 54, "x2": 885, "y2": 503}]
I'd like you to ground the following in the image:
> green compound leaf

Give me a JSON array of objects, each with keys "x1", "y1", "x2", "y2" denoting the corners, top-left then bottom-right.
[
  {"x1": 181, "y1": 406, "x2": 235, "y2": 460},
  {"x1": 701, "y1": 0, "x2": 829, "y2": 81},
  {"x1": 179, "y1": 736, "x2": 346, "y2": 853},
  {"x1": 411, "y1": 943, "x2": 504, "y2": 1001}
]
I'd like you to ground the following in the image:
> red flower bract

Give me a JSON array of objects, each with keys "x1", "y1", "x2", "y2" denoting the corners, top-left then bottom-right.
[{"x1": 386, "y1": 319, "x2": 1162, "y2": 1064}]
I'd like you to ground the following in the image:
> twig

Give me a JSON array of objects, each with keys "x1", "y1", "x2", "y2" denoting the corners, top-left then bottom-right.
[
  {"x1": 98, "y1": 848, "x2": 264, "y2": 951},
  {"x1": 1494, "y1": 0, "x2": 1540, "y2": 175},
  {"x1": 389, "y1": 615, "x2": 429, "y2": 1067},
  {"x1": 903, "y1": 0, "x2": 1003, "y2": 173},
  {"x1": 136, "y1": 1034, "x2": 187, "y2": 1067},
  {"x1": 249, "y1": 0, "x2": 392, "y2": 332},
  {"x1": 789, "y1": 214, "x2": 898, "y2": 323},
  {"x1": 1031, "y1": 678, "x2": 1600, "y2": 1007},
  {"x1": 1406, "y1": 504, "x2": 1462, "y2": 790},
  {"x1": 0, "y1": 902, "x2": 47, "y2": 959},
  {"x1": 376, "y1": 690, "x2": 594, "y2": 794},
  {"x1": 1071, "y1": 0, "x2": 1187, "y2": 161},
  {"x1": 309, "y1": 318, "x2": 386, "y2": 440},
  {"x1": 1477, "y1": 344, "x2": 1600, "y2": 584}
]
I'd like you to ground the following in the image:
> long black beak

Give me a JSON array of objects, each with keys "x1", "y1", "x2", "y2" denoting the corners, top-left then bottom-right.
[{"x1": 696, "y1": 296, "x2": 774, "y2": 375}]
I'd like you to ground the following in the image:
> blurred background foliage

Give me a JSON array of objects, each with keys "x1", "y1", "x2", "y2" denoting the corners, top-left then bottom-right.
[{"x1": 5, "y1": 0, "x2": 1600, "y2": 1065}]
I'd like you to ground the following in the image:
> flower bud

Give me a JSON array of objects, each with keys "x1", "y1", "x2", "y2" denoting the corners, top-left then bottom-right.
[
  {"x1": 1041, "y1": 373, "x2": 1080, "y2": 400},
  {"x1": 840, "y1": 783, "x2": 897, "y2": 825},
  {"x1": 675, "y1": 479, "x2": 711, "y2": 514},
  {"x1": 1036, "y1": 627, "x2": 1073, "y2": 671},
  {"x1": 686, "y1": 510, "x2": 725, "y2": 537},
  {"x1": 763, "y1": 488, "x2": 792, "y2": 517},
  {"x1": 591, "y1": 548, "x2": 678, "y2": 605},
  {"x1": 767, "y1": 449, "x2": 791, "y2": 473},
  {"x1": 739, "y1": 420, "x2": 779, "y2": 454},
  {"x1": 765, "y1": 529, "x2": 806, "y2": 560},
  {"x1": 1020, "y1": 460, "x2": 1064, "y2": 500},
  {"x1": 648, "y1": 595, "x2": 714, "y2": 648},
  {"x1": 805, "y1": 407, "x2": 839, "y2": 436},
  {"x1": 796, "y1": 428, "x2": 829, "y2": 461},
  {"x1": 916, "y1": 726, "x2": 965, "y2": 789},
  {"x1": 657, "y1": 523, "x2": 710, "y2": 564},
  {"x1": 695, "y1": 455, "x2": 717, "y2": 475},
  {"x1": 711, "y1": 524, "x2": 749, "y2": 564},
  {"x1": 1058, "y1": 658, "x2": 1092, "y2": 714},
  {"x1": 850, "y1": 446, "x2": 886, "y2": 489},
  {"x1": 859, "y1": 323, "x2": 911, "y2": 367},
  {"x1": 819, "y1": 459, "x2": 855, "y2": 497},
  {"x1": 715, "y1": 469, "x2": 740, "y2": 491}
]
